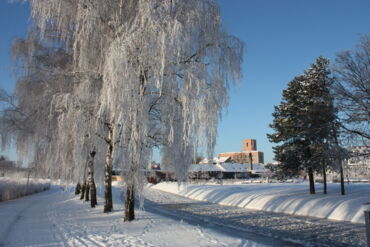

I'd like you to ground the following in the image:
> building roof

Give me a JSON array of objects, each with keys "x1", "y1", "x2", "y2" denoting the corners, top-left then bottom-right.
[
  {"x1": 199, "y1": 156, "x2": 232, "y2": 164},
  {"x1": 189, "y1": 163, "x2": 268, "y2": 173},
  {"x1": 219, "y1": 151, "x2": 263, "y2": 155}
]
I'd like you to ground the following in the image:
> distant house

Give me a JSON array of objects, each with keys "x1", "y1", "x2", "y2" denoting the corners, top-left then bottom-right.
[
  {"x1": 147, "y1": 152, "x2": 270, "y2": 183},
  {"x1": 218, "y1": 139, "x2": 264, "y2": 164},
  {"x1": 193, "y1": 141, "x2": 269, "y2": 180},
  {"x1": 188, "y1": 162, "x2": 269, "y2": 179}
]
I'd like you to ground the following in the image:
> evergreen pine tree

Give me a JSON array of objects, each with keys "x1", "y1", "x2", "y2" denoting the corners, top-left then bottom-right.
[{"x1": 268, "y1": 57, "x2": 337, "y2": 194}]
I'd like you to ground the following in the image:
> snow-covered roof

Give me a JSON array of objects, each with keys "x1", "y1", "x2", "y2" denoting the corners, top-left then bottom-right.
[
  {"x1": 199, "y1": 158, "x2": 210, "y2": 164},
  {"x1": 199, "y1": 156, "x2": 231, "y2": 164},
  {"x1": 216, "y1": 156, "x2": 231, "y2": 163},
  {"x1": 189, "y1": 163, "x2": 268, "y2": 173},
  {"x1": 219, "y1": 151, "x2": 262, "y2": 155}
]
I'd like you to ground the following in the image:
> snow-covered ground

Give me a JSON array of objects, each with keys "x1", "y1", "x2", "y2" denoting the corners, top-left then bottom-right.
[
  {"x1": 0, "y1": 177, "x2": 50, "y2": 202},
  {"x1": 151, "y1": 182, "x2": 370, "y2": 224},
  {"x1": 0, "y1": 185, "x2": 267, "y2": 247},
  {"x1": 0, "y1": 181, "x2": 367, "y2": 247}
]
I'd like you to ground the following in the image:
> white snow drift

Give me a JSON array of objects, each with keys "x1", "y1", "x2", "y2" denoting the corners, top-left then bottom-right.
[{"x1": 151, "y1": 182, "x2": 370, "y2": 224}]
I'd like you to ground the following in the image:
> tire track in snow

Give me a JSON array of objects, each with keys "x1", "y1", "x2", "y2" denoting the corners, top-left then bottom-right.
[
  {"x1": 194, "y1": 224, "x2": 228, "y2": 247},
  {"x1": 47, "y1": 195, "x2": 109, "y2": 247},
  {"x1": 50, "y1": 192, "x2": 158, "y2": 247},
  {"x1": 0, "y1": 203, "x2": 30, "y2": 246},
  {"x1": 141, "y1": 199, "x2": 273, "y2": 247}
]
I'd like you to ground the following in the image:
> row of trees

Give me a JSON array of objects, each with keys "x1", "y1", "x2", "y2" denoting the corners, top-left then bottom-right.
[
  {"x1": 0, "y1": 0, "x2": 244, "y2": 221},
  {"x1": 268, "y1": 36, "x2": 370, "y2": 194}
]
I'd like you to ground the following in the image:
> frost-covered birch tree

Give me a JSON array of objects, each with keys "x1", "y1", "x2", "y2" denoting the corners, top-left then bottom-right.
[
  {"x1": 2, "y1": 32, "x2": 77, "y2": 180},
  {"x1": 98, "y1": 0, "x2": 243, "y2": 221},
  {"x1": 26, "y1": 0, "x2": 243, "y2": 221},
  {"x1": 3, "y1": 27, "x2": 105, "y2": 210}
]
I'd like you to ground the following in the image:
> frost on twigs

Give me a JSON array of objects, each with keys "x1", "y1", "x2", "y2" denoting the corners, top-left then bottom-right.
[{"x1": 11, "y1": 1, "x2": 243, "y2": 200}]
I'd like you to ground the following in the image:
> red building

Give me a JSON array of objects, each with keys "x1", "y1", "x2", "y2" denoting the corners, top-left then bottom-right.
[{"x1": 218, "y1": 139, "x2": 264, "y2": 164}]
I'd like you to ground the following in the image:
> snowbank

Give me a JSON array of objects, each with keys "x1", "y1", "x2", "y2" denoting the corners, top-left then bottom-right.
[
  {"x1": 151, "y1": 182, "x2": 370, "y2": 224},
  {"x1": 0, "y1": 178, "x2": 51, "y2": 202}
]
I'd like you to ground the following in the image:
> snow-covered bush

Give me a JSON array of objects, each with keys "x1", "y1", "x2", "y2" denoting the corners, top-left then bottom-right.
[{"x1": 0, "y1": 177, "x2": 50, "y2": 202}]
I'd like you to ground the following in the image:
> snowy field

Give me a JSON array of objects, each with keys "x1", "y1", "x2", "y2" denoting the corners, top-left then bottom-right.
[
  {"x1": 0, "y1": 177, "x2": 50, "y2": 202},
  {"x1": 151, "y1": 182, "x2": 370, "y2": 224},
  {"x1": 0, "y1": 186, "x2": 267, "y2": 247}
]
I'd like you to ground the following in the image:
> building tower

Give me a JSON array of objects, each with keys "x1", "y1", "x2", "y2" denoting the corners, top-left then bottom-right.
[
  {"x1": 243, "y1": 139, "x2": 257, "y2": 151},
  {"x1": 218, "y1": 138, "x2": 264, "y2": 164}
]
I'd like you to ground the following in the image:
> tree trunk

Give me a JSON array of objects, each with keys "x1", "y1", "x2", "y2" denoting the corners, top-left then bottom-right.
[
  {"x1": 88, "y1": 150, "x2": 97, "y2": 208},
  {"x1": 103, "y1": 166, "x2": 113, "y2": 212},
  {"x1": 340, "y1": 161, "x2": 345, "y2": 195},
  {"x1": 75, "y1": 182, "x2": 81, "y2": 195},
  {"x1": 90, "y1": 181, "x2": 97, "y2": 208},
  {"x1": 84, "y1": 180, "x2": 90, "y2": 201},
  {"x1": 308, "y1": 167, "x2": 315, "y2": 194},
  {"x1": 322, "y1": 165, "x2": 327, "y2": 194},
  {"x1": 333, "y1": 128, "x2": 345, "y2": 195},
  {"x1": 81, "y1": 157, "x2": 89, "y2": 201},
  {"x1": 248, "y1": 153, "x2": 253, "y2": 171},
  {"x1": 80, "y1": 182, "x2": 86, "y2": 199},
  {"x1": 124, "y1": 184, "x2": 135, "y2": 222},
  {"x1": 104, "y1": 127, "x2": 114, "y2": 213}
]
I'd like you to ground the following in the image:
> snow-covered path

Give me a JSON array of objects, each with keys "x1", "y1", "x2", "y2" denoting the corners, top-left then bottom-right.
[
  {"x1": 0, "y1": 187, "x2": 265, "y2": 247},
  {"x1": 0, "y1": 189, "x2": 64, "y2": 246}
]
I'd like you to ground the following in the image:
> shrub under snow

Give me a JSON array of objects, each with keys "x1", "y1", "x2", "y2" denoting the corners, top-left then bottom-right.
[{"x1": 0, "y1": 177, "x2": 50, "y2": 202}]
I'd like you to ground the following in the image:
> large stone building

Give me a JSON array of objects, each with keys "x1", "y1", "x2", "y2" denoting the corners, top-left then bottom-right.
[{"x1": 218, "y1": 139, "x2": 264, "y2": 164}]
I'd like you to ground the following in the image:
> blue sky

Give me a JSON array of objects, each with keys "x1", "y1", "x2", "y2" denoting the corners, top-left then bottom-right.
[
  {"x1": 1, "y1": 0, "x2": 370, "y2": 162},
  {"x1": 215, "y1": 0, "x2": 370, "y2": 162}
]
